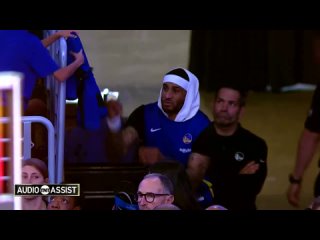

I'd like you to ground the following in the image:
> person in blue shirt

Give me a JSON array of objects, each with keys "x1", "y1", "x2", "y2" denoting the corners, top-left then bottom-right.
[
  {"x1": 106, "y1": 67, "x2": 212, "y2": 209},
  {"x1": 0, "y1": 30, "x2": 84, "y2": 112},
  {"x1": 107, "y1": 67, "x2": 210, "y2": 167}
]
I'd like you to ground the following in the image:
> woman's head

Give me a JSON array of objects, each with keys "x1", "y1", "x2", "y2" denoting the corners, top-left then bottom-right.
[{"x1": 22, "y1": 158, "x2": 48, "y2": 184}]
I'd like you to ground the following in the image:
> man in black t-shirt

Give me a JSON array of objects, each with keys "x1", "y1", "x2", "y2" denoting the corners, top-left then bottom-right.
[
  {"x1": 187, "y1": 84, "x2": 268, "y2": 210},
  {"x1": 287, "y1": 83, "x2": 320, "y2": 207},
  {"x1": 287, "y1": 32, "x2": 320, "y2": 208}
]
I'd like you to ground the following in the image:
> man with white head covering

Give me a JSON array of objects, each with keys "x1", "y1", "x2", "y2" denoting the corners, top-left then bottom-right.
[{"x1": 107, "y1": 67, "x2": 210, "y2": 167}]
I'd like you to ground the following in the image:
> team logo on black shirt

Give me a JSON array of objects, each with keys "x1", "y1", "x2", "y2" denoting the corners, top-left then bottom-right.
[{"x1": 234, "y1": 152, "x2": 244, "y2": 161}]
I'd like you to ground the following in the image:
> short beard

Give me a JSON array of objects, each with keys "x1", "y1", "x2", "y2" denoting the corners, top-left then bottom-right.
[{"x1": 214, "y1": 121, "x2": 233, "y2": 129}]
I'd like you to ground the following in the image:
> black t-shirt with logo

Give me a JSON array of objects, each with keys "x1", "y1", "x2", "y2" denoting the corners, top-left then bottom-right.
[{"x1": 192, "y1": 123, "x2": 268, "y2": 210}]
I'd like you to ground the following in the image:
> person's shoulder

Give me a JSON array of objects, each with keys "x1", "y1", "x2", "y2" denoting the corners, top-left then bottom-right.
[
  {"x1": 130, "y1": 104, "x2": 146, "y2": 115},
  {"x1": 239, "y1": 126, "x2": 267, "y2": 146},
  {"x1": 17, "y1": 32, "x2": 44, "y2": 53},
  {"x1": 197, "y1": 110, "x2": 210, "y2": 119},
  {"x1": 127, "y1": 104, "x2": 148, "y2": 123},
  {"x1": 195, "y1": 122, "x2": 214, "y2": 139},
  {"x1": 194, "y1": 110, "x2": 211, "y2": 123},
  {"x1": 22, "y1": 31, "x2": 42, "y2": 45},
  {"x1": 144, "y1": 102, "x2": 158, "y2": 108},
  {"x1": 1, "y1": 30, "x2": 38, "y2": 47},
  {"x1": 134, "y1": 102, "x2": 158, "y2": 111},
  {"x1": 140, "y1": 102, "x2": 160, "y2": 114}
]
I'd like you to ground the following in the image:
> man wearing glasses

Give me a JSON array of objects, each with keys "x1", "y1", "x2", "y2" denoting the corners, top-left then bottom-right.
[{"x1": 136, "y1": 173, "x2": 175, "y2": 210}]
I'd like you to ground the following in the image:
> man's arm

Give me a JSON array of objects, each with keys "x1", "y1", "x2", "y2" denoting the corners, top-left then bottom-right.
[
  {"x1": 53, "y1": 50, "x2": 84, "y2": 82},
  {"x1": 287, "y1": 128, "x2": 320, "y2": 207},
  {"x1": 292, "y1": 129, "x2": 320, "y2": 181},
  {"x1": 237, "y1": 160, "x2": 267, "y2": 197},
  {"x1": 42, "y1": 31, "x2": 84, "y2": 83},
  {"x1": 106, "y1": 102, "x2": 142, "y2": 161},
  {"x1": 41, "y1": 30, "x2": 78, "y2": 48},
  {"x1": 138, "y1": 146, "x2": 165, "y2": 165},
  {"x1": 237, "y1": 139, "x2": 268, "y2": 198},
  {"x1": 187, "y1": 153, "x2": 210, "y2": 192},
  {"x1": 106, "y1": 125, "x2": 139, "y2": 162},
  {"x1": 287, "y1": 36, "x2": 320, "y2": 207}
]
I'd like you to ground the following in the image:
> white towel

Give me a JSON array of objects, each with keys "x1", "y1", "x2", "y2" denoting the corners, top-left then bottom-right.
[{"x1": 157, "y1": 68, "x2": 200, "y2": 122}]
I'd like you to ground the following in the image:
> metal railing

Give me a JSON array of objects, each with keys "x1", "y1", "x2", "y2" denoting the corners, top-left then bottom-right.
[
  {"x1": 44, "y1": 30, "x2": 67, "y2": 184},
  {"x1": 0, "y1": 116, "x2": 55, "y2": 183}
]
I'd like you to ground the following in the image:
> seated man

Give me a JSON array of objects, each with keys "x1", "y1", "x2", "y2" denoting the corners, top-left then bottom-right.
[
  {"x1": 136, "y1": 173, "x2": 174, "y2": 210},
  {"x1": 188, "y1": 83, "x2": 268, "y2": 210},
  {"x1": 106, "y1": 67, "x2": 210, "y2": 167}
]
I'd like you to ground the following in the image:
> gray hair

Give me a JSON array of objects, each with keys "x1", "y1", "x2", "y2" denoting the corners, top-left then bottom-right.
[{"x1": 142, "y1": 173, "x2": 174, "y2": 195}]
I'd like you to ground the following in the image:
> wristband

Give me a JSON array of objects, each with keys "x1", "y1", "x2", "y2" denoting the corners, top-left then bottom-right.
[{"x1": 289, "y1": 174, "x2": 302, "y2": 184}]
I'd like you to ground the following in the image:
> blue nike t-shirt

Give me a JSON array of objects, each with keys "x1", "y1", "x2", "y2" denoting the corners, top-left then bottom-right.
[
  {"x1": 0, "y1": 30, "x2": 59, "y2": 103},
  {"x1": 127, "y1": 102, "x2": 210, "y2": 167}
]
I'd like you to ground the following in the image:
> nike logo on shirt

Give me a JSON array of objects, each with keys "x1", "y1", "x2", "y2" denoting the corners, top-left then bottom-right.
[{"x1": 150, "y1": 128, "x2": 161, "y2": 132}]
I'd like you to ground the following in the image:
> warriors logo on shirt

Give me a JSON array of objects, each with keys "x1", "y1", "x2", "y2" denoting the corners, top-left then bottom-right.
[
  {"x1": 234, "y1": 152, "x2": 244, "y2": 161},
  {"x1": 183, "y1": 133, "x2": 192, "y2": 144}
]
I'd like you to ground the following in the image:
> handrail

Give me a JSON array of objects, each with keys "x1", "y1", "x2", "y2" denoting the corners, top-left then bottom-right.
[
  {"x1": 0, "y1": 116, "x2": 55, "y2": 184},
  {"x1": 44, "y1": 30, "x2": 67, "y2": 184},
  {"x1": 56, "y1": 37, "x2": 67, "y2": 184}
]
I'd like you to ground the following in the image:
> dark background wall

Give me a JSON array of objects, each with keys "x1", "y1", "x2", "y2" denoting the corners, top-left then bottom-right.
[{"x1": 189, "y1": 30, "x2": 320, "y2": 92}]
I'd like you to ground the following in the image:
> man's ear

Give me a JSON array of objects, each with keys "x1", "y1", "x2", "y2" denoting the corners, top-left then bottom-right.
[
  {"x1": 44, "y1": 178, "x2": 49, "y2": 183},
  {"x1": 166, "y1": 195, "x2": 174, "y2": 204}
]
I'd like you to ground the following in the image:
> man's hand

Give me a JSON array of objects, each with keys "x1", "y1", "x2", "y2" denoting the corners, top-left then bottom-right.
[
  {"x1": 57, "y1": 30, "x2": 79, "y2": 39},
  {"x1": 106, "y1": 100, "x2": 123, "y2": 119},
  {"x1": 287, "y1": 183, "x2": 301, "y2": 207},
  {"x1": 138, "y1": 147, "x2": 164, "y2": 165},
  {"x1": 69, "y1": 49, "x2": 84, "y2": 65},
  {"x1": 239, "y1": 161, "x2": 260, "y2": 175}
]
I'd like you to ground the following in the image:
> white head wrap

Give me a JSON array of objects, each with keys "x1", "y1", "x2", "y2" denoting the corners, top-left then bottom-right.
[{"x1": 157, "y1": 68, "x2": 200, "y2": 122}]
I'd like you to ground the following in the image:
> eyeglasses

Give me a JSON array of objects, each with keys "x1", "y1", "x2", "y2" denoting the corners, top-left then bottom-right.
[{"x1": 135, "y1": 192, "x2": 171, "y2": 203}]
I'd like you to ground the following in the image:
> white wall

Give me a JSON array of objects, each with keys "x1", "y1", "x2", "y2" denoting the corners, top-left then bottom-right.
[{"x1": 78, "y1": 30, "x2": 191, "y2": 115}]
